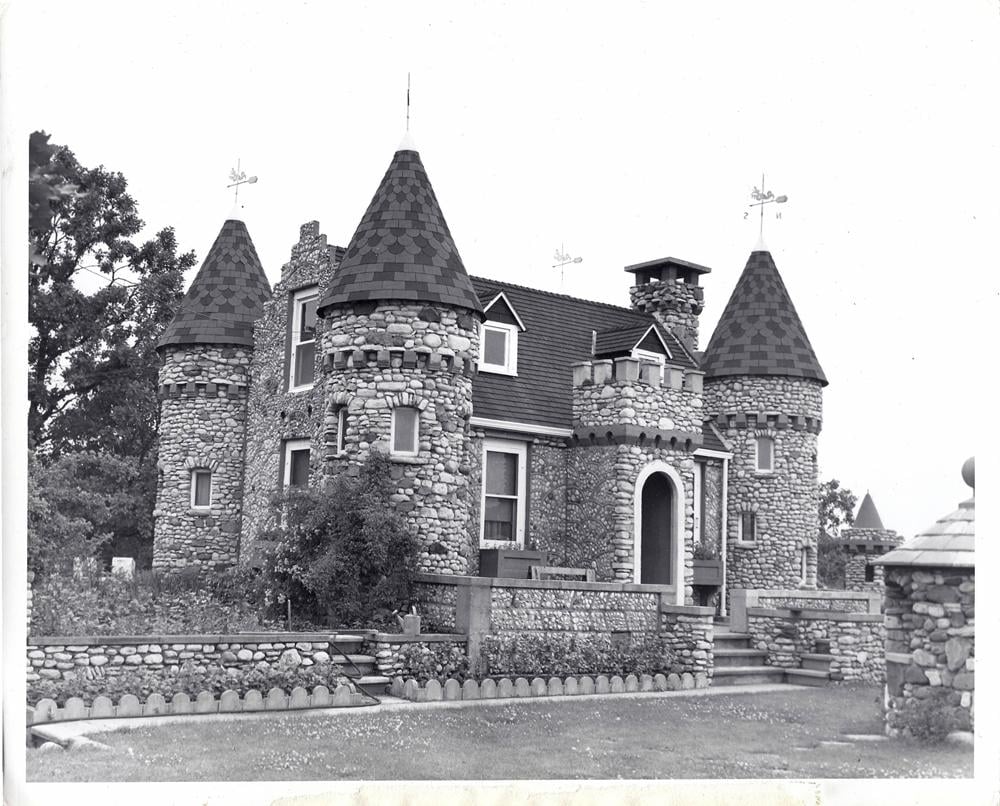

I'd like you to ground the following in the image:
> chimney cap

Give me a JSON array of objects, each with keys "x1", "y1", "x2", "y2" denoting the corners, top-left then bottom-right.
[{"x1": 624, "y1": 256, "x2": 712, "y2": 276}]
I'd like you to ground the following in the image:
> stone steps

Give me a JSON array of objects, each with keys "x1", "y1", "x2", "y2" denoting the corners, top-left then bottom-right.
[
  {"x1": 711, "y1": 666, "x2": 787, "y2": 686},
  {"x1": 801, "y1": 653, "x2": 835, "y2": 673},
  {"x1": 714, "y1": 648, "x2": 768, "y2": 668},
  {"x1": 714, "y1": 632, "x2": 754, "y2": 651},
  {"x1": 784, "y1": 668, "x2": 831, "y2": 687},
  {"x1": 355, "y1": 675, "x2": 391, "y2": 697}
]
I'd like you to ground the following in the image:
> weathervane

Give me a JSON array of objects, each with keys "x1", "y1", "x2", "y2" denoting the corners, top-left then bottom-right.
[
  {"x1": 552, "y1": 244, "x2": 583, "y2": 290},
  {"x1": 745, "y1": 173, "x2": 788, "y2": 238},
  {"x1": 406, "y1": 72, "x2": 411, "y2": 132},
  {"x1": 227, "y1": 159, "x2": 258, "y2": 204}
]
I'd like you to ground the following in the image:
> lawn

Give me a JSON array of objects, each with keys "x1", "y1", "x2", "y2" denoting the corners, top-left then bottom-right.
[{"x1": 27, "y1": 685, "x2": 972, "y2": 781}]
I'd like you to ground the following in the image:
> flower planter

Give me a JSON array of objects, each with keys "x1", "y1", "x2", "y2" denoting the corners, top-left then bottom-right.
[
  {"x1": 692, "y1": 559, "x2": 723, "y2": 586},
  {"x1": 479, "y1": 549, "x2": 549, "y2": 579}
]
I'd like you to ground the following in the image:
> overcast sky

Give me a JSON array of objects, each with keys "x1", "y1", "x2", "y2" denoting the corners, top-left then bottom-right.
[{"x1": 10, "y1": 0, "x2": 999, "y2": 538}]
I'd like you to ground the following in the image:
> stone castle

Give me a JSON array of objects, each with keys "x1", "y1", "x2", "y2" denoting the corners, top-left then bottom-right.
[{"x1": 152, "y1": 136, "x2": 828, "y2": 608}]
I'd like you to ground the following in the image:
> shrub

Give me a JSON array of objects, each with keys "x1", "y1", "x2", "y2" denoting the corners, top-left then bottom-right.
[
  {"x1": 894, "y1": 691, "x2": 964, "y2": 743},
  {"x1": 258, "y1": 453, "x2": 419, "y2": 630},
  {"x1": 396, "y1": 643, "x2": 473, "y2": 684},
  {"x1": 26, "y1": 660, "x2": 351, "y2": 707},
  {"x1": 480, "y1": 633, "x2": 675, "y2": 678},
  {"x1": 817, "y1": 531, "x2": 849, "y2": 589}
]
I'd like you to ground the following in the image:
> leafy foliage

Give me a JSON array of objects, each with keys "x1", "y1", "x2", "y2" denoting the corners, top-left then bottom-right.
[
  {"x1": 396, "y1": 643, "x2": 473, "y2": 684},
  {"x1": 816, "y1": 478, "x2": 858, "y2": 589},
  {"x1": 894, "y1": 691, "x2": 965, "y2": 743},
  {"x1": 258, "y1": 453, "x2": 420, "y2": 629},
  {"x1": 30, "y1": 566, "x2": 280, "y2": 636},
  {"x1": 27, "y1": 660, "x2": 351, "y2": 708},
  {"x1": 28, "y1": 130, "x2": 194, "y2": 567},
  {"x1": 479, "y1": 633, "x2": 675, "y2": 678}
]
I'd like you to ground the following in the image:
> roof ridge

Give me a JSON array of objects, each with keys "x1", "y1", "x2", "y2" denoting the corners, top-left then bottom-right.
[{"x1": 470, "y1": 274, "x2": 647, "y2": 318}]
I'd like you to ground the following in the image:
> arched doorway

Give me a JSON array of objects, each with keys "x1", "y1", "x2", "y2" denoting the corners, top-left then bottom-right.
[{"x1": 640, "y1": 473, "x2": 673, "y2": 584}]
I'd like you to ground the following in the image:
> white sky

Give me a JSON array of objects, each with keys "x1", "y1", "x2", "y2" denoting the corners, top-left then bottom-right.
[{"x1": 9, "y1": 0, "x2": 999, "y2": 539}]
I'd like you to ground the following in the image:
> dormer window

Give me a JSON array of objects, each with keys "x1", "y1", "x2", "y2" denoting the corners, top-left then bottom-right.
[
  {"x1": 289, "y1": 287, "x2": 318, "y2": 392},
  {"x1": 480, "y1": 291, "x2": 525, "y2": 377}
]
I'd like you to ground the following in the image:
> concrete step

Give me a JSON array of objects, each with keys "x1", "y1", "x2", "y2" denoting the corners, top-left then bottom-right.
[
  {"x1": 800, "y1": 653, "x2": 834, "y2": 672},
  {"x1": 784, "y1": 668, "x2": 831, "y2": 687},
  {"x1": 714, "y1": 632, "x2": 753, "y2": 650},
  {"x1": 711, "y1": 666, "x2": 786, "y2": 686},
  {"x1": 330, "y1": 653, "x2": 376, "y2": 668},
  {"x1": 714, "y1": 648, "x2": 768, "y2": 668},
  {"x1": 355, "y1": 675, "x2": 391, "y2": 697}
]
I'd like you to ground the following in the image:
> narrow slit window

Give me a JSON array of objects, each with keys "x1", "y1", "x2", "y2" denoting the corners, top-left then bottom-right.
[
  {"x1": 756, "y1": 436, "x2": 774, "y2": 472},
  {"x1": 191, "y1": 469, "x2": 212, "y2": 508},
  {"x1": 336, "y1": 407, "x2": 348, "y2": 455},
  {"x1": 739, "y1": 511, "x2": 757, "y2": 543},
  {"x1": 392, "y1": 407, "x2": 419, "y2": 456}
]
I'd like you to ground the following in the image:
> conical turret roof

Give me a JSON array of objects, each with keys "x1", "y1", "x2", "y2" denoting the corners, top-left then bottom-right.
[
  {"x1": 158, "y1": 218, "x2": 271, "y2": 349},
  {"x1": 317, "y1": 145, "x2": 483, "y2": 316},
  {"x1": 702, "y1": 249, "x2": 826, "y2": 384},
  {"x1": 854, "y1": 492, "x2": 886, "y2": 530}
]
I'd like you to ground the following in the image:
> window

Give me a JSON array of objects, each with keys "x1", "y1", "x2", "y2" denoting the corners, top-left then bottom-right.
[
  {"x1": 391, "y1": 407, "x2": 420, "y2": 456},
  {"x1": 864, "y1": 563, "x2": 875, "y2": 583},
  {"x1": 335, "y1": 407, "x2": 348, "y2": 455},
  {"x1": 481, "y1": 439, "x2": 527, "y2": 546},
  {"x1": 480, "y1": 322, "x2": 518, "y2": 375},
  {"x1": 190, "y1": 469, "x2": 212, "y2": 509},
  {"x1": 289, "y1": 287, "x2": 318, "y2": 391},
  {"x1": 756, "y1": 436, "x2": 774, "y2": 472},
  {"x1": 632, "y1": 348, "x2": 666, "y2": 366},
  {"x1": 283, "y1": 439, "x2": 311, "y2": 487},
  {"x1": 738, "y1": 511, "x2": 757, "y2": 544}
]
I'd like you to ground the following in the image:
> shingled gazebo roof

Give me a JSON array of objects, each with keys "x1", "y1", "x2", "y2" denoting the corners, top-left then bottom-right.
[
  {"x1": 702, "y1": 249, "x2": 827, "y2": 385},
  {"x1": 317, "y1": 144, "x2": 483, "y2": 317},
  {"x1": 158, "y1": 218, "x2": 271, "y2": 349}
]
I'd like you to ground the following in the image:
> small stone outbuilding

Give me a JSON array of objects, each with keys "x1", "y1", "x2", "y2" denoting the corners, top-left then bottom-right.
[{"x1": 875, "y1": 458, "x2": 975, "y2": 737}]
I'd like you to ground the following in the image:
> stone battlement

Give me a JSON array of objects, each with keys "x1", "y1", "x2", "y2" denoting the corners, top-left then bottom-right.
[
  {"x1": 324, "y1": 347, "x2": 477, "y2": 377},
  {"x1": 710, "y1": 411, "x2": 822, "y2": 434}
]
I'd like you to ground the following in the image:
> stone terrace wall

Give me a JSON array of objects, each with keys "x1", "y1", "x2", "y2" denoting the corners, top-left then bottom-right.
[
  {"x1": 370, "y1": 633, "x2": 468, "y2": 678},
  {"x1": 883, "y1": 567, "x2": 975, "y2": 735},
  {"x1": 661, "y1": 604, "x2": 714, "y2": 679},
  {"x1": 26, "y1": 633, "x2": 359, "y2": 683},
  {"x1": 732, "y1": 589, "x2": 884, "y2": 682},
  {"x1": 488, "y1": 585, "x2": 660, "y2": 636}
]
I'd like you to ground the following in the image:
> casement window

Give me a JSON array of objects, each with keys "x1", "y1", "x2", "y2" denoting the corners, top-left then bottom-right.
[
  {"x1": 479, "y1": 321, "x2": 518, "y2": 376},
  {"x1": 289, "y1": 287, "x2": 318, "y2": 391},
  {"x1": 481, "y1": 439, "x2": 528, "y2": 546},
  {"x1": 738, "y1": 511, "x2": 757, "y2": 544},
  {"x1": 756, "y1": 436, "x2": 774, "y2": 472},
  {"x1": 190, "y1": 469, "x2": 212, "y2": 509},
  {"x1": 282, "y1": 439, "x2": 311, "y2": 487},
  {"x1": 391, "y1": 407, "x2": 420, "y2": 456}
]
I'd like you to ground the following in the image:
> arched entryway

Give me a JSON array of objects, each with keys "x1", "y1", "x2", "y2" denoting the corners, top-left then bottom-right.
[{"x1": 633, "y1": 461, "x2": 685, "y2": 603}]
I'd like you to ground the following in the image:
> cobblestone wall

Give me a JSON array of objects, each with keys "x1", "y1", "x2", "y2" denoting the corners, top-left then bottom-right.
[
  {"x1": 700, "y1": 459, "x2": 724, "y2": 552},
  {"x1": 661, "y1": 605, "x2": 714, "y2": 679},
  {"x1": 527, "y1": 439, "x2": 569, "y2": 559},
  {"x1": 883, "y1": 567, "x2": 975, "y2": 735},
  {"x1": 240, "y1": 222, "x2": 341, "y2": 560},
  {"x1": 705, "y1": 376, "x2": 822, "y2": 591},
  {"x1": 629, "y1": 278, "x2": 704, "y2": 351},
  {"x1": 564, "y1": 446, "x2": 617, "y2": 579},
  {"x1": 411, "y1": 579, "x2": 459, "y2": 632},
  {"x1": 26, "y1": 635, "x2": 352, "y2": 683},
  {"x1": 321, "y1": 301, "x2": 479, "y2": 575},
  {"x1": 153, "y1": 346, "x2": 253, "y2": 572},
  {"x1": 371, "y1": 636, "x2": 468, "y2": 677},
  {"x1": 489, "y1": 586, "x2": 660, "y2": 636}
]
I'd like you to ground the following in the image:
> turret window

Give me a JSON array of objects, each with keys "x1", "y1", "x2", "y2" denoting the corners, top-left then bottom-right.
[
  {"x1": 756, "y1": 436, "x2": 774, "y2": 472},
  {"x1": 289, "y1": 287, "x2": 318, "y2": 392},
  {"x1": 283, "y1": 439, "x2": 311, "y2": 487},
  {"x1": 190, "y1": 469, "x2": 212, "y2": 509},
  {"x1": 391, "y1": 407, "x2": 420, "y2": 456},
  {"x1": 738, "y1": 511, "x2": 757, "y2": 544}
]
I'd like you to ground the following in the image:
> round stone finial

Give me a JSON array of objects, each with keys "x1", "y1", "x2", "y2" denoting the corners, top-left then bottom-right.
[{"x1": 961, "y1": 456, "x2": 974, "y2": 490}]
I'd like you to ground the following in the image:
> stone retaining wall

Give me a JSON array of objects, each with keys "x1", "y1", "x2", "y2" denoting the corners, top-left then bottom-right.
[
  {"x1": 661, "y1": 605, "x2": 714, "y2": 677},
  {"x1": 370, "y1": 633, "x2": 468, "y2": 678},
  {"x1": 26, "y1": 633, "x2": 364, "y2": 682}
]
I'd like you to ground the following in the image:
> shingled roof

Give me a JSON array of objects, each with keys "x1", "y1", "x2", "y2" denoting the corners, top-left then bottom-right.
[
  {"x1": 317, "y1": 146, "x2": 483, "y2": 316},
  {"x1": 158, "y1": 218, "x2": 271, "y2": 350},
  {"x1": 854, "y1": 492, "x2": 886, "y2": 530},
  {"x1": 702, "y1": 249, "x2": 827, "y2": 385}
]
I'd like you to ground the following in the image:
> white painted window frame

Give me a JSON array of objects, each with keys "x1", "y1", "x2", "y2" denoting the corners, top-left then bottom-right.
[
  {"x1": 390, "y1": 407, "x2": 420, "y2": 457},
  {"x1": 190, "y1": 468, "x2": 212, "y2": 510},
  {"x1": 282, "y1": 438, "x2": 311, "y2": 487},
  {"x1": 755, "y1": 435, "x2": 775, "y2": 474},
  {"x1": 632, "y1": 347, "x2": 667, "y2": 366},
  {"x1": 479, "y1": 321, "x2": 519, "y2": 376},
  {"x1": 480, "y1": 437, "x2": 528, "y2": 548},
  {"x1": 289, "y1": 286, "x2": 319, "y2": 393}
]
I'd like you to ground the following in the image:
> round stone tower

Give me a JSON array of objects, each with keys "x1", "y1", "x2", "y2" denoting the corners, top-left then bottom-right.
[
  {"x1": 702, "y1": 243, "x2": 827, "y2": 591},
  {"x1": 840, "y1": 491, "x2": 901, "y2": 591},
  {"x1": 152, "y1": 213, "x2": 271, "y2": 574},
  {"x1": 316, "y1": 136, "x2": 484, "y2": 575}
]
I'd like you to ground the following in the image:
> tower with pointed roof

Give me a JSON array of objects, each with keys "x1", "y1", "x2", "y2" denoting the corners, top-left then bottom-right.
[
  {"x1": 702, "y1": 245, "x2": 826, "y2": 592},
  {"x1": 316, "y1": 140, "x2": 484, "y2": 574},
  {"x1": 152, "y1": 215, "x2": 272, "y2": 573},
  {"x1": 840, "y1": 492, "x2": 901, "y2": 591}
]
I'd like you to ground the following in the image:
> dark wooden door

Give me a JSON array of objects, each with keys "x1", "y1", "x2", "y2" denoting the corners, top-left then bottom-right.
[{"x1": 640, "y1": 473, "x2": 673, "y2": 584}]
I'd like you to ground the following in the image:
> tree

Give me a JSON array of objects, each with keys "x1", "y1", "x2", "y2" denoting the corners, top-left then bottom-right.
[
  {"x1": 28, "y1": 131, "x2": 195, "y2": 566},
  {"x1": 258, "y1": 454, "x2": 420, "y2": 628},
  {"x1": 817, "y1": 478, "x2": 858, "y2": 588}
]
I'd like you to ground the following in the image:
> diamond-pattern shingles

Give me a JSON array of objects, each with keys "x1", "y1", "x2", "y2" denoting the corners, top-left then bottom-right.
[
  {"x1": 702, "y1": 250, "x2": 826, "y2": 385},
  {"x1": 318, "y1": 149, "x2": 483, "y2": 315},
  {"x1": 158, "y1": 219, "x2": 272, "y2": 349}
]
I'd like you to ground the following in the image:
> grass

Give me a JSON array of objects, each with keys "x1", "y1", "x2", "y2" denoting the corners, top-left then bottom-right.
[{"x1": 27, "y1": 685, "x2": 972, "y2": 781}]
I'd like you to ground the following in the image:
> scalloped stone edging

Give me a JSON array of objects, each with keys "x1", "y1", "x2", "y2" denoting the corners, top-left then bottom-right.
[
  {"x1": 28, "y1": 683, "x2": 365, "y2": 725},
  {"x1": 390, "y1": 671, "x2": 709, "y2": 702}
]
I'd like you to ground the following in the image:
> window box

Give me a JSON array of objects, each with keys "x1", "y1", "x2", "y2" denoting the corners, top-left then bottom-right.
[
  {"x1": 479, "y1": 549, "x2": 548, "y2": 580},
  {"x1": 692, "y1": 558, "x2": 723, "y2": 586}
]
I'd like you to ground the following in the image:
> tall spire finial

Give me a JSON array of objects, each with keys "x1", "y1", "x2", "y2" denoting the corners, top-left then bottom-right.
[
  {"x1": 406, "y1": 72, "x2": 411, "y2": 133},
  {"x1": 747, "y1": 173, "x2": 788, "y2": 245}
]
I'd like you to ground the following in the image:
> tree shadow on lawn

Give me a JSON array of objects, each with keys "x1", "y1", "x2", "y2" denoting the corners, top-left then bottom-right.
[{"x1": 26, "y1": 685, "x2": 972, "y2": 782}]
